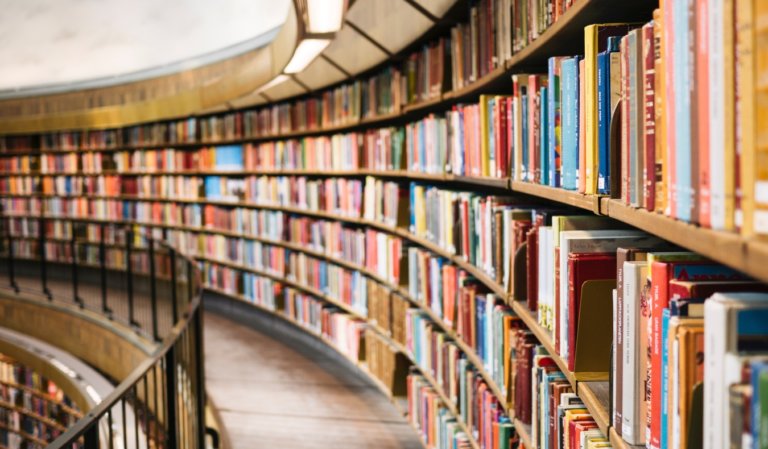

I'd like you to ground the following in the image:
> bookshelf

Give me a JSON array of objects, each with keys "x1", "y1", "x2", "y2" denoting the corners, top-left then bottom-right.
[{"x1": 2, "y1": 0, "x2": 767, "y2": 448}]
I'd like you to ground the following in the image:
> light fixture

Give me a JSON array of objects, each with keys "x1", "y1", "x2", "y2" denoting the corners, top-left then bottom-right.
[
  {"x1": 254, "y1": 74, "x2": 290, "y2": 94},
  {"x1": 283, "y1": 39, "x2": 331, "y2": 74},
  {"x1": 306, "y1": 0, "x2": 346, "y2": 33}
]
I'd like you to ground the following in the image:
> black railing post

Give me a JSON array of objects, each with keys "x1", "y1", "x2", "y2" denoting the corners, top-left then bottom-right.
[
  {"x1": 83, "y1": 423, "x2": 99, "y2": 449},
  {"x1": 5, "y1": 213, "x2": 19, "y2": 293},
  {"x1": 126, "y1": 228, "x2": 139, "y2": 328},
  {"x1": 194, "y1": 308, "x2": 207, "y2": 449},
  {"x1": 170, "y1": 248, "x2": 179, "y2": 324},
  {"x1": 187, "y1": 260, "x2": 194, "y2": 313},
  {"x1": 100, "y1": 223, "x2": 112, "y2": 317},
  {"x1": 149, "y1": 238, "x2": 159, "y2": 341},
  {"x1": 165, "y1": 345, "x2": 179, "y2": 449},
  {"x1": 39, "y1": 215, "x2": 52, "y2": 300},
  {"x1": 71, "y1": 224, "x2": 83, "y2": 308}
]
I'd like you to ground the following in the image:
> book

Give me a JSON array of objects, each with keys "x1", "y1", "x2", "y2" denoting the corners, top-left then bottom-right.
[
  {"x1": 584, "y1": 24, "x2": 637, "y2": 194},
  {"x1": 704, "y1": 292, "x2": 768, "y2": 449},
  {"x1": 566, "y1": 252, "x2": 616, "y2": 370},
  {"x1": 561, "y1": 57, "x2": 581, "y2": 191}
]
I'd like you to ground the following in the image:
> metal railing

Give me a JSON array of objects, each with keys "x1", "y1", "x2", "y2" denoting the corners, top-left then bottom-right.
[{"x1": 0, "y1": 212, "x2": 205, "y2": 449}]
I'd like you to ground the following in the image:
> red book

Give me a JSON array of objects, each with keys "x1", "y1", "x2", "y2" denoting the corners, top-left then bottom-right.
[
  {"x1": 525, "y1": 223, "x2": 540, "y2": 311},
  {"x1": 567, "y1": 252, "x2": 617, "y2": 371},
  {"x1": 513, "y1": 332, "x2": 537, "y2": 424},
  {"x1": 668, "y1": 279, "x2": 768, "y2": 300},
  {"x1": 570, "y1": 420, "x2": 599, "y2": 449},
  {"x1": 528, "y1": 75, "x2": 545, "y2": 183},
  {"x1": 642, "y1": 23, "x2": 656, "y2": 211}
]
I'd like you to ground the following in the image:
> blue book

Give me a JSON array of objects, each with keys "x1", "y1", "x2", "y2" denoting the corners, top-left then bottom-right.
[
  {"x1": 660, "y1": 308, "x2": 671, "y2": 449},
  {"x1": 598, "y1": 37, "x2": 620, "y2": 195},
  {"x1": 540, "y1": 85, "x2": 549, "y2": 185},
  {"x1": 522, "y1": 90, "x2": 529, "y2": 182},
  {"x1": 214, "y1": 145, "x2": 244, "y2": 170},
  {"x1": 204, "y1": 176, "x2": 222, "y2": 199},
  {"x1": 561, "y1": 57, "x2": 580, "y2": 190},
  {"x1": 476, "y1": 295, "x2": 486, "y2": 361},
  {"x1": 548, "y1": 58, "x2": 563, "y2": 187}
]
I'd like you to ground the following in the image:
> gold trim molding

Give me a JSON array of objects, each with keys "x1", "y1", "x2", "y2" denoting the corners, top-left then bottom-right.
[{"x1": 0, "y1": 2, "x2": 299, "y2": 134}]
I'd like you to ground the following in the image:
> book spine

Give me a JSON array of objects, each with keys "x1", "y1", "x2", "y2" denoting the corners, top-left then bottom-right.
[
  {"x1": 643, "y1": 23, "x2": 657, "y2": 212},
  {"x1": 654, "y1": 10, "x2": 667, "y2": 214},
  {"x1": 562, "y1": 58, "x2": 579, "y2": 191},
  {"x1": 585, "y1": 25, "x2": 599, "y2": 194},
  {"x1": 735, "y1": 0, "x2": 756, "y2": 235},
  {"x1": 755, "y1": 0, "x2": 768, "y2": 238},
  {"x1": 540, "y1": 85, "x2": 549, "y2": 186},
  {"x1": 621, "y1": 36, "x2": 631, "y2": 204},
  {"x1": 548, "y1": 58, "x2": 557, "y2": 188},
  {"x1": 579, "y1": 59, "x2": 587, "y2": 193},
  {"x1": 597, "y1": 50, "x2": 610, "y2": 194},
  {"x1": 697, "y1": 0, "x2": 712, "y2": 227},
  {"x1": 663, "y1": 0, "x2": 678, "y2": 218}
]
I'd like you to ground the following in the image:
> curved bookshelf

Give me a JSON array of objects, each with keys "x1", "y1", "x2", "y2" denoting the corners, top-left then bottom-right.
[{"x1": 1, "y1": 0, "x2": 754, "y2": 447}]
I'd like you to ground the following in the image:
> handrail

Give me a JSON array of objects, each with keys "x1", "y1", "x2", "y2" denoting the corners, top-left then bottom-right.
[
  {"x1": 45, "y1": 291, "x2": 202, "y2": 449},
  {"x1": 0, "y1": 206, "x2": 206, "y2": 449}
]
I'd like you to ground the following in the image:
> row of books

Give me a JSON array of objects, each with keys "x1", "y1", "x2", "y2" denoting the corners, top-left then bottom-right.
[
  {"x1": 525, "y1": 346, "x2": 608, "y2": 449},
  {"x1": 202, "y1": 261, "x2": 279, "y2": 308},
  {"x1": 0, "y1": 0, "x2": 584, "y2": 155},
  {"x1": 0, "y1": 354, "x2": 81, "y2": 447},
  {"x1": 367, "y1": 280, "x2": 409, "y2": 350}
]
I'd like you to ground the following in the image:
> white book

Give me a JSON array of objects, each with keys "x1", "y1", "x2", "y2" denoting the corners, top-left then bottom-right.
[
  {"x1": 542, "y1": 226, "x2": 554, "y2": 333},
  {"x1": 708, "y1": 0, "x2": 726, "y2": 230},
  {"x1": 611, "y1": 287, "x2": 618, "y2": 432},
  {"x1": 621, "y1": 260, "x2": 648, "y2": 445},
  {"x1": 557, "y1": 230, "x2": 653, "y2": 358},
  {"x1": 704, "y1": 292, "x2": 768, "y2": 449}
]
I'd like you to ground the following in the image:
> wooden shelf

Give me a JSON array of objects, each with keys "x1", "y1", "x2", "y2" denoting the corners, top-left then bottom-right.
[
  {"x1": 608, "y1": 426, "x2": 645, "y2": 449},
  {"x1": 0, "y1": 422, "x2": 49, "y2": 446},
  {"x1": 602, "y1": 198, "x2": 768, "y2": 283},
  {"x1": 510, "y1": 301, "x2": 576, "y2": 386},
  {"x1": 0, "y1": 380, "x2": 82, "y2": 417},
  {"x1": 0, "y1": 399, "x2": 68, "y2": 431},
  {"x1": 510, "y1": 181, "x2": 602, "y2": 213},
  {"x1": 578, "y1": 381, "x2": 610, "y2": 436}
]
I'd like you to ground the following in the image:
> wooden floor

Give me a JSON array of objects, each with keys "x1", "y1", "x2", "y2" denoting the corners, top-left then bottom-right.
[{"x1": 204, "y1": 309, "x2": 423, "y2": 449}]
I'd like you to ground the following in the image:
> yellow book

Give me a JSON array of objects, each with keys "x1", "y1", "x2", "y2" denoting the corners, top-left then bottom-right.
[
  {"x1": 723, "y1": 0, "x2": 737, "y2": 230},
  {"x1": 584, "y1": 24, "x2": 636, "y2": 194},
  {"x1": 479, "y1": 94, "x2": 491, "y2": 177},
  {"x1": 736, "y1": 0, "x2": 755, "y2": 234},
  {"x1": 753, "y1": 0, "x2": 768, "y2": 238}
]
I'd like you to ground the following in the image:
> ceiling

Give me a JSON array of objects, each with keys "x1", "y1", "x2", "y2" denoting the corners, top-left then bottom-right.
[{"x1": 0, "y1": 0, "x2": 290, "y2": 95}]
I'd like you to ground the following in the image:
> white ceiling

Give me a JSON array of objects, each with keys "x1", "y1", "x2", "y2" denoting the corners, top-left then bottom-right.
[{"x1": 0, "y1": 0, "x2": 290, "y2": 94}]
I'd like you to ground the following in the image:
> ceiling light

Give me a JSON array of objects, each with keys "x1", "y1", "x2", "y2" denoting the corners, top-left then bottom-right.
[
  {"x1": 306, "y1": 0, "x2": 346, "y2": 33},
  {"x1": 254, "y1": 74, "x2": 290, "y2": 94},
  {"x1": 283, "y1": 39, "x2": 330, "y2": 74}
]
